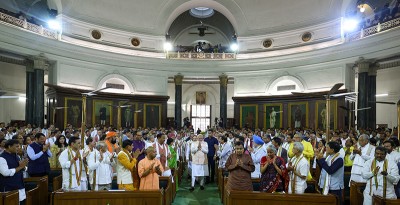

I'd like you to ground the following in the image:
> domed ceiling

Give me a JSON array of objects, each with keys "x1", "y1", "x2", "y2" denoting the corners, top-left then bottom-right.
[{"x1": 53, "y1": 0, "x2": 345, "y2": 36}]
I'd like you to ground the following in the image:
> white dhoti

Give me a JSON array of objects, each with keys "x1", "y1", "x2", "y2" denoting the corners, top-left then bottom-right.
[{"x1": 191, "y1": 164, "x2": 209, "y2": 187}]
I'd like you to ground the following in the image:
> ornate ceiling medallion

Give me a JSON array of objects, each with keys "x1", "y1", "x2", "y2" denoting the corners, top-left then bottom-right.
[
  {"x1": 301, "y1": 32, "x2": 312, "y2": 42},
  {"x1": 263, "y1": 39, "x2": 273, "y2": 48},
  {"x1": 91, "y1": 30, "x2": 102, "y2": 40},
  {"x1": 131, "y1": 38, "x2": 140, "y2": 47}
]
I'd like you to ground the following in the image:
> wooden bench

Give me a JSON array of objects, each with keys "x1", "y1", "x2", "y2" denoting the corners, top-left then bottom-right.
[
  {"x1": 0, "y1": 191, "x2": 19, "y2": 205},
  {"x1": 24, "y1": 176, "x2": 48, "y2": 205},
  {"x1": 50, "y1": 190, "x2": 164, "y2": 205},
  {"x1": 159, "y1": 176, "x2": 172, "y2": 205},
  {"x1": 350, "y1": 181, "x2": 366, "y2": 205},
  {"x1": 226, "y1": 190, "x2": 338, "y2": 205},
  {"x1": 373, "y1": 195, "x2": 400, "y2": 205}
]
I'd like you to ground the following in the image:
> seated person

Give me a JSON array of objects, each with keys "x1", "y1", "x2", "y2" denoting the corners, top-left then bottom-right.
[{"x1": 225, "y1": 141, "x2": 255, "y2": 192}]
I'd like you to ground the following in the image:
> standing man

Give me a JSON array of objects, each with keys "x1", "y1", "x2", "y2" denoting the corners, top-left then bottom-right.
[
  {"x1": 117, "y1": 140, "x2": 140, "y2": 191},
  {"x1": 87, "y1": 141, "x2": 114, "y2": 190},
  {"x1": 58, "y1": 137, "x2": 86, "y2": 191},
  {"x1": 27, "y1": 133, "x2": 51, "y2": 177},
  {"x1": 287, "y1": 142, "x2": 309, "y2": 194},
  {"x1": 153, "y1": 134, "x2": 172, "y2": 178},
  {"x1": 138, "y1": 146, "x2": 163, "y2": 190},
  {"x1": 362, "y1": 146, "x2": 399, "y2": 205},
  {"x1": 132, "y1": 131, "x2": 145, "y2": 189},
  {"x1": 350, "y1": 134, "x2": 375, "y2": 184},
  {"x1": 0, "y1": 139, "x2": 29, "y2": 204},
  {"x1": 190, "y1": 134, "x2": 208, "y2": 191},
  {"x1": 204, "y1": 130, "x2": 218, "y2": 183},
  {"x1": 225, "y1": 141, "x2": 255, "y2": 192},
  {"x1": 251, "y1": 135, "x2": 266, "y2": 178}
]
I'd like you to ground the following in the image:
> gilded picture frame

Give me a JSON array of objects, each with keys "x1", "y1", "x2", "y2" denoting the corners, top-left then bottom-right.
[
  {"x1": 315, "y1": 100, "x2": 337, "y2": 130},
  {"x1": 264, "y1": 103, "x2": 283, "y2": 129},
  {"x1": 92, "y1": 100, "x2": 113, "y2": 127},
  {"x1": 64, "y1": 97, "x2": 82, "y2": 128},
  {"x1": 288, "y1": 102, "x2": 309, "y2": 128},
  {"x1": 240, "y1": 104, "x2": 258, "y2": 129},
  {"x1": 144, "y1": 103, "x2": 161, "y2": 128},
  {"x1": 118, "y1": 102, "x2": 138, "y2": 129}
]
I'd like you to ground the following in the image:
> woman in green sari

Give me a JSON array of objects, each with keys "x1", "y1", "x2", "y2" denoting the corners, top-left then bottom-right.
[{"x1": 167, "y1": 138, "x2": 178, "y2": 191}]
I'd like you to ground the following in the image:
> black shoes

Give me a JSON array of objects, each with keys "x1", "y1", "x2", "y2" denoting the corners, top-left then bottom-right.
[
  {"x1": 189, "y1": 187, "x2": 194, "y2": 192},
  {"x1": 200, "y1": 186, "x2": 204, "y2": 190}
]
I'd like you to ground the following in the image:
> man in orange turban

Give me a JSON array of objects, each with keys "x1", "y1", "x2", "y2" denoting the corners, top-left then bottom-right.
[{"x1": 105, "y1": 131, "x2": 120, "y2": 155}]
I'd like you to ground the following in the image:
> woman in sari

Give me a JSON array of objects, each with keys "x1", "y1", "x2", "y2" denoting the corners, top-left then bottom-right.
[
  {"x1": 50, "y1": 135, "x2": 68, "y2": 168},
  {"x1": 166, "y1": 137, "x2": 178, "y2": 191},
  {"x1": 260, "y1": 145, "x2": 289, "y2": 193}
]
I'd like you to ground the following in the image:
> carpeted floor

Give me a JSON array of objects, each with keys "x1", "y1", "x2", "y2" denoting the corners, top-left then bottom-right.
[{"x1": 172, "y1": 174, "x2": 222, "y2": 205}]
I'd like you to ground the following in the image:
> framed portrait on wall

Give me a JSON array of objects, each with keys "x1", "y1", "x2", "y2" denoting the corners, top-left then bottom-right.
[
  {"x1": 92, "y1": 100, "x2": 113, "y2": 126},
  {"x1": 64, "y1": 97, "x2": 82, "y2": 128},
  {"x1": 240, "y1": 104, "x2": 258, "y2": 129},
  {"x1": 264, "y1": 103, "x2": 283, "y2": 129},
  {"x1": 144, "y1": 104, "x2": 161, "y2": 128},
  {"x1": 119, "y1": 102, "x2": 137, "y2": 129},
  {"x1": 288, "y1": 102, "x2": 308, "y2": 128},
  {"x1": 315, "y1": 100, "x2": 337, "y2": 130},
  {"x1": 196, "y1": 91, "x2": 206, "y2": 104}
]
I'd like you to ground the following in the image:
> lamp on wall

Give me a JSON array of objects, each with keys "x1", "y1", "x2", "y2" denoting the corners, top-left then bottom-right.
[{"x1": 357, "y1": 1, "x2": 366, "y2": 12}]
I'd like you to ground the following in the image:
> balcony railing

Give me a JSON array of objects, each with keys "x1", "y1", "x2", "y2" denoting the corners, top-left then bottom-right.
[
  {"x1": 166, "y1": 52, "x2": 236, "y2": 60},
  {"x1": 0, "y1": 11, "x2": 57, "y2": 40},
  {"x1": 347, "y1": 17, "x2": 400, "y2": 42}
]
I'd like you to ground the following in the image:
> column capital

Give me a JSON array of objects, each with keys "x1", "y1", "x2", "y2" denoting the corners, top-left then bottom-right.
[
  {"x1": 26, "y1": 60, "x2": 34, "y2": 72},
  {"x1": 174, "y1": 73, "x2": 184, "y2": 85},
  {"x1": 356, "y1": 57, "x2": 375, "y2": 73},
  {"x1": 368, "y1": 64, "x2": 379, "y2": 76},
  {"x1": 219, "y1": 73, "x2": 228, "y2": 87},
  {"x1": 31, "y1": 54, "x2": 49, "y2": 70}
]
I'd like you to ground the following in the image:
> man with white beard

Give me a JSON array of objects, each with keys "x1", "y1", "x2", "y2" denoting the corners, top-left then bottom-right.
[
  {"x1": 87, "y1": 141, "x2": 115, "y2": 190},
  {"x1": 189, "y1": 134, "x2": 208, "y2": 191}
]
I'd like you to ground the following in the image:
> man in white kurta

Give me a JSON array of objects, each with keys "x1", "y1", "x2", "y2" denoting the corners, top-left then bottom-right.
[
  {"x1": 287, "y1": 142, "x2": 309, "y2": 194},
  {"x1": 350, "y1": 134, "x2": 375, "y2": 184},
  {"x1": 362, "y1": 147, "x2": 399, "y2": 205},
  {"x1": 186, "y1": 135, "x2": 196, "y2": 177},
  {"x1": 190, "y1": 134, "x2": 208, "y2": 191},
  {"x1": 217, "y1": 136, "x2": 232, "y2": 169},
  {"x1": 87, "y1": 141, "x2": 114, "y2": 190},
  {"x1": 59, "y1": 137, "x2": 86, "y2": 191},
  {"x1": 251, "y1": 136, "x2": 266, "y2": 178}
]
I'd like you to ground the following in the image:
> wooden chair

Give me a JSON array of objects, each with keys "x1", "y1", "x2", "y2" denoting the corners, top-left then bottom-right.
[
  {"x1": 372, "y1": 195, "x2": 400, "y2": 205},
  {"x1": 350, "y1": 181, "x2": 366, "y2": 205},
  {"x1": 0, "y1": 191, "x2": 19, "y2": 205}
]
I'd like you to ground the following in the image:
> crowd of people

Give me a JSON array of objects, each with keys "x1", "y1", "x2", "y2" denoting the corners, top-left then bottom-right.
[
  {"x1": 173, "y1": 43, "x2": 231, "y2": 53},
  {"x1": 0, "y1": 120, "x2": 400, "y2": 205}
]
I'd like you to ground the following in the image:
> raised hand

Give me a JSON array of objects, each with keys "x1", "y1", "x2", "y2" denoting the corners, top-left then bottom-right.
[
  {"x1": 374, "y1": 166, "x2": 380, "y2": 175},
  {"x1": 19, "y1": 159, "x2": 28, "y2": 167},
  {"x1": 133, "y1": 149, "x2": 141, "y2": 159}
]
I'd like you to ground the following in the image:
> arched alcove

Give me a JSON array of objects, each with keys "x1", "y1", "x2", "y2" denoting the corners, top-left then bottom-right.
[
  {"x1": 96, "y1": 74, "x2": 135, "y2": 94},
  {"x1": 266, "y1": 75, "x2": 305, "y2": 95}
]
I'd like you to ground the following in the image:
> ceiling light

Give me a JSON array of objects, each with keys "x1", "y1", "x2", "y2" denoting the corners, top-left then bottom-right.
[
  {"x1": 230, "y1": 43, "x2": 238, "y2": 52},
  {"x1": 360, "y1": 5, "x2": 365, "y2": 13},
  {"x1": 376, "y1": 93, "x2": 388, "y2": 97},
  {"x1": 47, "y1": 20, "x2": 61, "y2": 31},
  {"x1": 164, "y1": 42, "x2": 172, "y2": 51},
  {"x1": 342, "y1": 18, "x2": 359, "y2": 32}
]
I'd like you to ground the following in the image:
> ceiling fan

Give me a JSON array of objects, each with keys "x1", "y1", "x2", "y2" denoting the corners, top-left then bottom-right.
[
  {"x1": 369, "y1": 101, "x2": 396, "y2": 105},
  {"x1": 292, "y1": 83, "x2": 356, "y2": 140},
  {"x1": 339, "y1": 106, "x2": 371, "y2": 112}
]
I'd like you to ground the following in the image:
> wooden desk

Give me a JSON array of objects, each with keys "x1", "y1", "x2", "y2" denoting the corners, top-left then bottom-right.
[
  {"x1": 373, "y1": 195, "x2": 400, "y2": 205},
  {"x1": 0, "y1": 191, "x2": 19, "y2": 205},
  {"x1": 24, "y1": 176, "x2": 48, "y2": 205},
  {"x1": 226, "y1": 190, "x2": 337, "y2": 205},
  {"x1": 350, "y1": 181, "x2": 366, "y2": 205},
  {"x1": 159, "y1": 176, "x2": 172, "y2": 205},
  {"x1": 51, "y1": 190, "x2": 163, "y2": 205}
]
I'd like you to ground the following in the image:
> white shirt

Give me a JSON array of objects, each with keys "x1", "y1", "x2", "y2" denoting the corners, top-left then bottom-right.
[
  {"x1": 288, "y1": 154, "x2": 309, "y2": 194},
  {"x1": 217, "y1": 142, "x2": 232, "y2": 168},
  {"x1": 58, "y1": 148, "x2": 85, "y2": 190},
  {"x1": 387, "y1": 151, "x2": 400, "y2": 164},
  {"x1": 350, "y1": 143, "x2": 375, "y2": 183},
  {"x1": 87, "y1": 149, "x2": 114, "y2": 189},
  {"x1": 251, "y1": 145, "x2": 266, "y2": 178}
]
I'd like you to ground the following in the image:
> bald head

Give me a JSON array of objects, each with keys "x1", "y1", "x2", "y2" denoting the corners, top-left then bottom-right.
[{"x1": 146, "y1": 146, "x2": 156, "y2": 159}]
